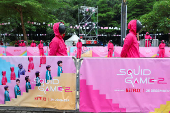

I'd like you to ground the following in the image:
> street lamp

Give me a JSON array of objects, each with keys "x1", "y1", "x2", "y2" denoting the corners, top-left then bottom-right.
[{"x1": 121, "y1": 0, "x2": 127, "y2": 46}]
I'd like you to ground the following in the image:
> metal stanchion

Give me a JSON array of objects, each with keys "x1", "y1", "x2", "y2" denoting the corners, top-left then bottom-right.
[
  {"x1": 77, "y1": 58, "x2": 83, "y2": 112},
  {"x1": 72, "y1": 56, "x2": 78, "y2": 111}
]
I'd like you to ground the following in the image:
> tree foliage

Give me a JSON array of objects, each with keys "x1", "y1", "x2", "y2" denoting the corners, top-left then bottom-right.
[
  {"x1": 0, "y1": 0, "x2": 64, "y2": 44},
  {"x1": 140, "y1": 0, "x2": 170, "y2": 44}
]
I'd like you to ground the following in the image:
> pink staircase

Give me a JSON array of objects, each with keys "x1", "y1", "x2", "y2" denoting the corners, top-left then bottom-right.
[{"x1": 80, "y1": 79, "x2": 126, "y2": 112}]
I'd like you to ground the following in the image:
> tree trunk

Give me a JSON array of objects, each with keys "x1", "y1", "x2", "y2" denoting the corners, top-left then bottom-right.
[
  {"x1": 20, "y1": 7, "x2": 28, "y2": 46},
  {"x1": 169, "y1": 30, "x2": 170, "y2": 47}
]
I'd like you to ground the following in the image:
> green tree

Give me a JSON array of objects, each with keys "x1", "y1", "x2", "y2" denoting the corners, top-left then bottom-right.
[
  {"x1": 97, "y1": 0, "x2": 121, "y2": 34},
  {"x1": 127, "y1": 0, "x2": 157, "y2": 22},
  {"x1": 140, "y1": 0, "x2": 170, "y2": 45},
  {"x1": 0, "y1": 0, "x2": 64, "y2": 45}
]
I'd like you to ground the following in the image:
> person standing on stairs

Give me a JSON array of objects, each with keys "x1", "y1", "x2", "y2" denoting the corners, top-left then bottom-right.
[
  {"x1": 10, "y1": 67, "x2": 16, "y2": 80},
  {"x1": 46, "y1": 65, "x2": 52, "y2": 83},
  {"x1": 14, "y1": 79, "x2": 21, "y2": 98},
  {"x1": 35, "y1": 71, "x2": 41, "y2": 86},
  {"x1": 57, "y1": 61, "x2": 63, "y2": 77},
  {"x1": 76, "y1": 39, "x2": 82, "y2": 59},
  {"x1": 4, "y1": 86, "x2": 10, "y2": 103},
  {"x1": 2, "y1": 71, "x2": 7, "y2": 85},
  {"x1": 25, "y1": 76, "x2": 31, "y2": 93},
  {"x1": 18, "y1": 64, "x2": 26, "y2": 78}
]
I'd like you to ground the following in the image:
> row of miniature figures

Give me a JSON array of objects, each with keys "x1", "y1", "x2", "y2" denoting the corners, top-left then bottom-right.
[{"x1": 3, "y1": 61, "x2": 63, "y2": 103}]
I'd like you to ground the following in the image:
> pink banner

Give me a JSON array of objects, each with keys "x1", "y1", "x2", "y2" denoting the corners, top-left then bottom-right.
[
  {"x1": 80, "y1": 58, "x2": 170, "y2": 112},
  {"x1": 139, "y1": 47, "x2": 159, "y2": 57},
  {"x1": 92, "y1": 47, "x2": 109, "y2": 57},
  {"x1": 47, "y1": 47, "x2": 70, "y2": 56},
  {"x1": 114, "y1": 47, "x2": 122, "y2": 57},
  {"x1": 6, "y1": 47, "x2": 27, "y2": 56},
  {"x1": 165, "y1": 47, "x2": 170, "y2": 57},
  {"x1": 0, "y1": 56, "x2": 76, "y2": 104},
  {"x1": 27, "y1": 47, "x2": 48, "y2": 56},
  {"x1": 0, "y1": 47, "x2": 5, "y2": 56},
  {"x1": 70, "y1": 47, "x2": 93, "y2": 57}
]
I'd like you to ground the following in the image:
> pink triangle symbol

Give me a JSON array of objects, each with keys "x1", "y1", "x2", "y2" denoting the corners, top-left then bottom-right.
[
  {"x1": 135, "y1": 80, "x2": 138, "y2": 84},
  {"x1": 46, "y1": 88, "x2": 49, "y2": 91}
]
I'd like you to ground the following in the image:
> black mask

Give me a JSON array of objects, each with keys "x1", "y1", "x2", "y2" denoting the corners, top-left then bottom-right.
[
  {"x1": 59, "y1": 23, "x2": 66, "y2": 34},
  {"x1": 136, "y1": 20, "x2": 142, "y2": 33}
]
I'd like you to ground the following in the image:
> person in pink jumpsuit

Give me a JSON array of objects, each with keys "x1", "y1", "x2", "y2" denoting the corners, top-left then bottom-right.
[
  {"x1": 76, "y1": 39, "x2": 82, "y2": 59},
  {"x1": 159, "y1": 40, "x2": 165, "y2": 58},
  {"x1": 121, "y1": 19, "x2": 142, "y2": 58},
  {"x1": 108, "y1": 40, "x2": 114, "y2": 57},
  {"x1": 10, "y1": 67, "x2": 16, "y2": 80},
  {"x1": 18, "y1": 40, "x2": 22, "y2": 47},
  {"x1": 2, "y1": 71, "x2": 7, "y2": 85},
  {"x1": 22, "y1": 40, "x2": 26, "y2": 47},
  {"x1": 145, "y1": 32, "x2": 152, "y2": 47},
  {"x1": 49, "y1": 22, "x2": 67, "y2": 56},
  {"x1": 30, "y1": 40, "x2": 36, "y2": 47},
  {"x1": 38, "y1": 40, "x2": 44, "y2": 56},
  {"x1": 28, "y1": 57, "x2": 34, "y2": 72}
]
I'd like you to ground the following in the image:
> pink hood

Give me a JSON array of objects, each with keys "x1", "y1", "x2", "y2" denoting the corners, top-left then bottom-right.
[
  {"x1": 121, "y1": 20, "x2": 140, "y2": 58},
  {"x1": 2, "y1": 71, "x2": 6, "y2": 76},
  {"x1": 128, "y1": 20, "x2": 137, "y2": 35},
  {"x1": 10, "y1": 67, "x2": 14, "y2": 72},
  {"x1": 53, "y1": 22, "x2": 64, "y2": 39}
]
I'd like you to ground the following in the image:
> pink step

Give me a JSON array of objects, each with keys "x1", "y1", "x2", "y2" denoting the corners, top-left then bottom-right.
[{"x1": 80, "y1": 79, "x2": 126, "y2": 112}]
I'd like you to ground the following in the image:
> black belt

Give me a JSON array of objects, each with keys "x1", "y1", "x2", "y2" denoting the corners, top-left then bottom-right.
[
  {"x1": 39, "y1": 48, "x2": 43, "y2": 49},
  {"x1": 160, "y1": 48, "x2": 164, "y2": 49}
]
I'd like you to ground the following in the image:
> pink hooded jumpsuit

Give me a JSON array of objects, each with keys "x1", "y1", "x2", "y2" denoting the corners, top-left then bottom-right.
[
  {"x1": 145, "y1": 32, "x2": 152, "y2": 47},
  {"x1": 49, "y1": 22, "x2": 67, "y2": 56},
  {"x1": 19, "y1": 42, "x2": 22, "y2": 47},
  {"x1": 121, "y1": 20, "x2": 140, "y2": 58},
  {"x1": 2, "y1": 71, "x2": 7, "y2": 85},
  {"x1": 108, "y1": 41, "x2": 114, "y2": 57},
  {"x1": 22, "y1": 41, "x2": 26, "y2": 47},
  {"x1": 10, "y1": 67, "x2": 16, "y2": 80},
  {"x1": 159, "y1": 40, "x2": 165, "y2": 58},
  {"x1": 76, "y1": 40, "x2": 82, "y2": 58},
  {"x1": 31, "y1": 40, "x2": 36, "y2": 47},
  {"x1": 38, "y1": 40, "x2": 44, "y2": 56},
  {"x1": 28, "y1": 57, "x2": 34, "y2": 72}
]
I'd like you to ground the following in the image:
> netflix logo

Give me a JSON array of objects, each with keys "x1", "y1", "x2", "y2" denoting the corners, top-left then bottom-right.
[{"x1": 126, "y1": 88, "x2": 141, "y2": 92}]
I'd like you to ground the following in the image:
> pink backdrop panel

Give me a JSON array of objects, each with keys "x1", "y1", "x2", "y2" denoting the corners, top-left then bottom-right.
[
  {"x1": 165, "y1": 47, "x2": 170, "y2": 57},
  {"x1": 80, "y1": 58, "x2": 170, "y2": 112},
  {"x1": 0, "y1": 47, "x2": 5, "y2": 56},
  {"x1": 139, "y1": 47, "x2": 159, "y2": 57},
  {"x1": 114, "y1": 47, "x2": 122, "y2": 57},
  {"x1": 92, "y1": 47, "x2": 108, "y2": 57},
  {"x1": 6, "y1": 47, "x2": 27, "y2": 56},
  {"x1": 27, "y1": 47, "x2": 48, "y2": 56}
]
